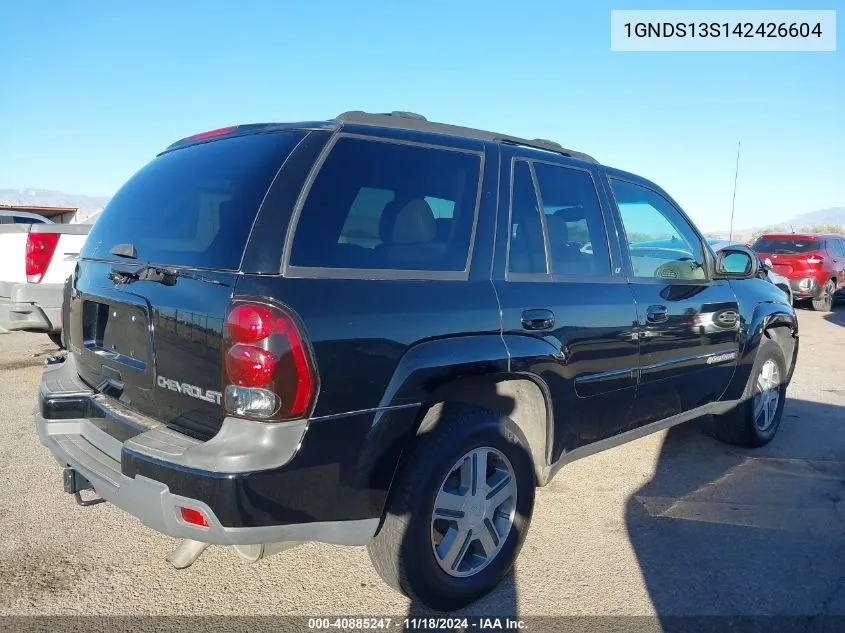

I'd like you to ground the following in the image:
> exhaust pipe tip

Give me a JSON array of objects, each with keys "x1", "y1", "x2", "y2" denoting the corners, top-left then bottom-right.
[
  {"x1": 166, "y1": 539, "x2": 210, "y2": 569},
  {"x1": 232, "y1": 541, "x2": 301, "y2": 564}
]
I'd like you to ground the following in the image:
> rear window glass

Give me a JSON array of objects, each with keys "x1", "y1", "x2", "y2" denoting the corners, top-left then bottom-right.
[
  {"x1": 289, "y1": 137, "x2": 481, "y2": 272},
  {"x1": 0, "y1": 215, "x2": 47, "y2": 224},
  {"x1": 81, "y1": 132, "x2": 304, "y2": 269},
  {"x1": 752, "y1": 237, "x2": 821, "y2": 254}
]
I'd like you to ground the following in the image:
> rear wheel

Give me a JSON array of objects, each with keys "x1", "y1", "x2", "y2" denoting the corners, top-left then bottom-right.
[
  {"x1": 367, "y1": 406, "x2": 535, "y2": 611},
  {"x1": 811, "y1": 280, "x2": 835, "y2": 312},
  {"x1": 713, "y1": 338, "x2": 787, "y2": 447}
]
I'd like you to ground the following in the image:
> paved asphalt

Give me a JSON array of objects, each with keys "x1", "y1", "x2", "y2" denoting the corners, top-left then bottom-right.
[{"x1": 0, "y1": 308, "x2": 843, "y2": 621}]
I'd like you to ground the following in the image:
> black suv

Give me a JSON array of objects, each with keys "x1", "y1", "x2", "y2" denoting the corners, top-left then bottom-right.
[{"x1": 37, "y1": 111, "x2": 798, "y2": 610}]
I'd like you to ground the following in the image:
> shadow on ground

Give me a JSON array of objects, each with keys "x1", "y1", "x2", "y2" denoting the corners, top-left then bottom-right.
[
  {"x1": 824, "y1": 304, "x2": 845, "y2": 327},
  {"x1": 400, "y1": 391, "x2": 845, "y2": 624},
  {"x1": 626, "y1": 397, "x2": 845, "y2": 618}
]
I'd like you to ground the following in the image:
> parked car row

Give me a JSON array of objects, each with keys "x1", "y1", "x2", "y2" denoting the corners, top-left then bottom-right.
[{"x1": 35, "y1": 111, "x2": 798, "y2": 610}]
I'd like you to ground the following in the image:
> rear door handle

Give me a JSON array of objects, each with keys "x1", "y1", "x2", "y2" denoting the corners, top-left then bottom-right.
[
  {"x1": 646, "y1": 305, "x2": 669, "y2": 323},
  {"x1": 521, "y1": 309, "x2": 555, "y2": 331}
]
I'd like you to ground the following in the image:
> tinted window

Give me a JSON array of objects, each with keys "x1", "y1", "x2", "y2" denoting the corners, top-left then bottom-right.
[
  {"x1": 0, "y1": 215, "x2": 46, "y2": 224},
  {"x1": 508, "y1": 161, "x2": 547, "y2": 274},
  {"x1": 828, "y1": 239, "x2": 845, "y2": 257},
  {"x1": 81, "y1": 132, "x2": 304, "y2": 269},
  {"x1": 751, "y1": 237, "x2": 822, "y2": 254},
  {"x1": 609, "y1": 179, "x2": 706, "y2": 281},
  {"x1": 533, "y1": 163, "x2": 610, "y2": 277},
  {"x1": 289, "y1": 137, "x2": 481, "y2": 272}
]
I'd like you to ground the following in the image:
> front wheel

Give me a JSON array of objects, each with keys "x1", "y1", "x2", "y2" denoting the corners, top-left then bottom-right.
[
  {"x1": 713, "y1": 338, "x2": 787, "y2": 448},
  {"x1": 367, "y1": 406, "x2": 535, "y2": 611},
  {"x1": 811, "y1": 280, "x2": 836, "y2": 312}
]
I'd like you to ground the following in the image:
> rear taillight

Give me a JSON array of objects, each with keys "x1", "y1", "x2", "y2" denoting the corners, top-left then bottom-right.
[
  {"x1": 222, "y1": 299, "x2": 317, "y2": 421},
  {"x1": 806, "y1": 255, "x2": 824, "y2": 265},
  {"x1": 25, "y1": 233, "x2": 60, "y2": 283}
]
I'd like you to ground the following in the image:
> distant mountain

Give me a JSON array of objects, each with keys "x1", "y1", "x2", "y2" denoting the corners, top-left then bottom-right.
[
  {"x1": 0, "y1": 188, "x2": 110, "y2": 222},
  {"x1": 770, "y1": 206, "x2": 845, "y2": 229},
  {"x1": 708, "y1": 207, "x2": 845, "y2": 240}
]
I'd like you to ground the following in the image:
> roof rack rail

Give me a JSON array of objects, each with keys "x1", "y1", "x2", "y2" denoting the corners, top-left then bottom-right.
[
  {"x1": 337, "y1": 110, "x2": 428, "y2": 122},
  {"x1": 334, "y1": 111, "x2": 597, "y2": 163}
]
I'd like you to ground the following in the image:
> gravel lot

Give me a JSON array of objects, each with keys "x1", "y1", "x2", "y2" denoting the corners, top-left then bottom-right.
[{"x1": 0, "y1": 308, "x2": 843, "y2": 619}]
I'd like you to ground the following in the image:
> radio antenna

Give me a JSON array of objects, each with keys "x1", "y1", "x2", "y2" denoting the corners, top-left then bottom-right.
[{"x1": 728, "y1": 141, "x2": 741, "y2": 242}]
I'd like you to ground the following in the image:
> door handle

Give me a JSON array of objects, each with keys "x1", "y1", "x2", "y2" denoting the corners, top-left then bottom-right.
[
  {"x1": 646, "y1": 305, "x2": 669, "y2": 323},
  {"x1": 521, "y1": 309, "x2": 555, "y2": 331}
]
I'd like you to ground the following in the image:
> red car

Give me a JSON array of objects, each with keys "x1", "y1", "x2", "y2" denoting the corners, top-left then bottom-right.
[{"x1": 751, "y1": 233, "x2": 845, "y2": 311}]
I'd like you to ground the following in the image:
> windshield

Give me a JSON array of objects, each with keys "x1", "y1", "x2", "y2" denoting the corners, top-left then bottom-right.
[
  {"x1": 81, "y1": 131, "x2": 305, "y2": 270},
  {"x1": 752, "y1": 237, "x2": 821, "y2": 254}
]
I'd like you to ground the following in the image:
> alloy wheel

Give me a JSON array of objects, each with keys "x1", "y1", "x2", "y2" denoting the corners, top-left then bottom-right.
[
  {"x1": 430, "y1": 447, "x2": 517, "y2": 578},
  {"x1": 753, "y1": 359, "x2": 781, "y2": 432},
  {"x1": 823, "y1": 283, "x2": 834, "y2": 310}
]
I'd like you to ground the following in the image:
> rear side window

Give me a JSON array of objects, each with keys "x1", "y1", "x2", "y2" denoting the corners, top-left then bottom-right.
[
  {"x1": 828, "y1": 239, "x2": 845, "y2": 258},
  {"x1": 507, "y1": 161, "x2": 547, "y2": 274},
  {"x1": 81, "y1": 132, "x2": 305, "y2": 270},
  {"x1": 751, "y1": 237, "x2": 822, "y2": 254},
  {"x1": 288, "y1": 137, "x2": 481, "y2": 273},
  {"x1": 532, "y1": 163, "x2": 611, "y2": 277}
]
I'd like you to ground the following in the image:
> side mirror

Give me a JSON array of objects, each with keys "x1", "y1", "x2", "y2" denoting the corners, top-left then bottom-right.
[{"x1": 714, "y1": 247, "x2": 759, "y2": 279}]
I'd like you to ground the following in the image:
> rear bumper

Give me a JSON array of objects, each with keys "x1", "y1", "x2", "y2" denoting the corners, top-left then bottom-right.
[
  {"x1": 788, "y1": 276, "x2": 825, "y2": 299},
  {"x1": 35, "y1": 356, "x2": 416, "y2": 546},
  {"x1": 0, "y1": 281, "x2": 62, "y2": 332}
]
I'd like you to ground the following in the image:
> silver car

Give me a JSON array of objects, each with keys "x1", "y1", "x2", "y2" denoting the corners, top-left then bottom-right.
[{"x1": 708, "y1": 239, "x2": 793, "y2": 304}]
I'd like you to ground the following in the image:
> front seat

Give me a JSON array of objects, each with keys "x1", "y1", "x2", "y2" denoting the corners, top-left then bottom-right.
[{"x1": 376, "y1": 198, "x2": 444, "y2": 267}]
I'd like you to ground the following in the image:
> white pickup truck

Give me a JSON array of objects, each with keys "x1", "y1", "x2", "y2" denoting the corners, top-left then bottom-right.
[{"x1": 0, "y1": 211, "x2": 91, "y2": 345}]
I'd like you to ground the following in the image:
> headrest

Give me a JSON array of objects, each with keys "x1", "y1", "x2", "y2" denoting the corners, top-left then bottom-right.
[
  {"x1": 554, "y1": 206, "x2": 586, "y2": 224},
  {"x1": 379, "y1": 198, "x2": 436, "y2": 245},
  {"x1": 545, "y1": 213, "x2": 569, "y2": 243}
]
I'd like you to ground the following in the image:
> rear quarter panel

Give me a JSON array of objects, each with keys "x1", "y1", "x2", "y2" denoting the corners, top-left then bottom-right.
[
  {"x1": 0, "y1": 226, "x2": 28, "y2": 284},
  {"x1": 0, "y1": 224, "x2": 90, "y2": 285},
  {"x1": 39, "y1": 228, "x2": 90, "y2": 284}
]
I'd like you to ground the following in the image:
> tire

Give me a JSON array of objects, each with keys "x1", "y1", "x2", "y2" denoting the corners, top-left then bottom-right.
[
  {"x1": 367, "y1": 406, "x2": 535, "y2": 611},
  {"x1": 713, "y1": 338, "x2": 787, "y2": 448},
  {"x1": 47, "y1": 331, "x2": 64, "y2": 349},
  {"x1": 811, "y1": 280, "x2": 836, "y2": 312}
]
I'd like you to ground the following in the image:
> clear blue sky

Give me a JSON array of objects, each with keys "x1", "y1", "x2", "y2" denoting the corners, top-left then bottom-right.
[{"x1": 1, "y1": 0, "x2": 841, "y2": 232}]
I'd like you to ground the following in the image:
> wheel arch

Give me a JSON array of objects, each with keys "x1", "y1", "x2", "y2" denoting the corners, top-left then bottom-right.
[
  {"x1": 416, "y1": 373, "x2": 553, "y2": 485},
  {"x1": 726, "y1": 303, "x2": 798, "y2": 401},
  {"x1": 375, "y1": 332, "x2": 555, "y2": 488}
]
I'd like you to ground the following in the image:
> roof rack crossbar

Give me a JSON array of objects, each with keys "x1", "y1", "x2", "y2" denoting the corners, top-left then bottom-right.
[{"x1": 334, "y1": 111, "x2": 597, "y2": 163}]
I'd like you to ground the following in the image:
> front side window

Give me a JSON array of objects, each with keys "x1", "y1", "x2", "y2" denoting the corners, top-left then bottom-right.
[
  {"x1": 609, "y1": 179, "x2": 707, "y2": 281},
  {"x1": 533, "y1": 163, "x2": 611, "y2": 277},
  {"x1": 289, "y1": 137, "x2": 481, "y2": 272}
]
